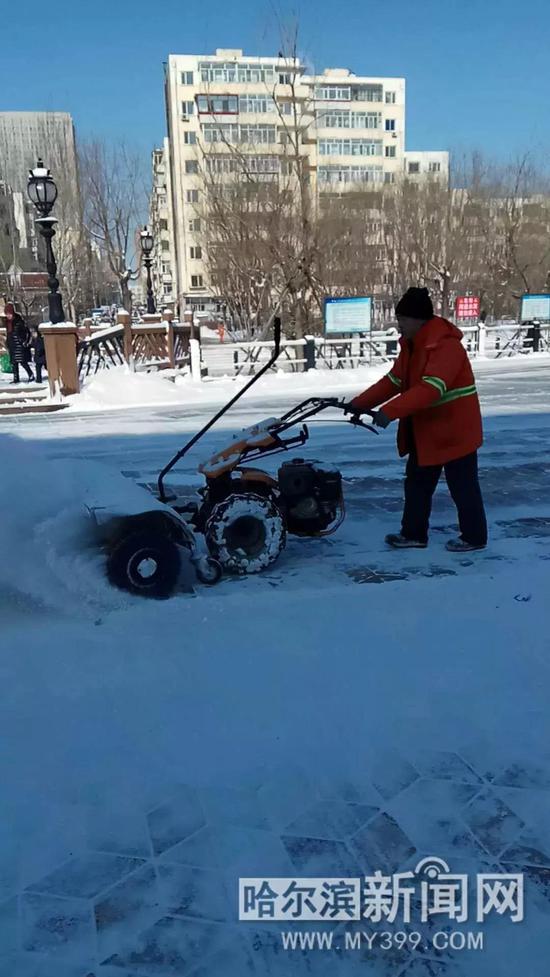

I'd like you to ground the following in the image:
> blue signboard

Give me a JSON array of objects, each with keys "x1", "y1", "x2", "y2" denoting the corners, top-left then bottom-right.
[
  {"x1": 324, "y1": 296, "x2": 373, "y2": 335},
  {"x1": 520, "y1": 294, "x2": 550, "y2": 322}
]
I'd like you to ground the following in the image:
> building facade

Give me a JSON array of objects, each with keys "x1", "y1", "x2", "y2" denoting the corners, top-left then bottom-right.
[
  {"x1": 157, "y1": 49, "x2": 449, "y2": 313},
  {"x1": 0, "y1": 112, "x2": 78, "y2": 197},
  {"x1": 147, "y1": 140, "x2": 177, "y2": 309}
]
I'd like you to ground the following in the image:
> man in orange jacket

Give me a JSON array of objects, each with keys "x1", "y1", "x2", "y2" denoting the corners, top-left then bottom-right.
[{"x1": 349, "y1": 286, "x2": 487, "y2": 553}]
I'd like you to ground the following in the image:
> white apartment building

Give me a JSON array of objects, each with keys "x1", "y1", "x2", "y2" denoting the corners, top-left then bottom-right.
[
  {"x1": 158, "y1": 49, "x2": 449, "y2": 312},
  {"x1": 404, "y1": 150, "x2": 449, "y2": 180},
  {"x1": 306, "y1": 68, "x2": 406, "y2": 190},
  {"x1": 148, "y1": 139, "x2": 176, "y2": 308}
]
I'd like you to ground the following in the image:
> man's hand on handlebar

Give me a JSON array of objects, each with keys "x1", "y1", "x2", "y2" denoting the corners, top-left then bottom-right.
[
  {"x1": 370, "y1": 409, "x2": 392, "y2": 429},
  {"x1": 339, "y1": 401, "x2": 391, "y2": 430},
  {"x1": 339, "y1": 400, "x2": 374, "y2": 418}
]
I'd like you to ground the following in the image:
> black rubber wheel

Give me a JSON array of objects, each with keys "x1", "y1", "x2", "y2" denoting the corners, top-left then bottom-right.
[
  {"x1": 107, "y1": 530, "x2": 181, "y2": 599},
  {"x1": 205, "y1": 493, "x2": 285, "y2": 574}
]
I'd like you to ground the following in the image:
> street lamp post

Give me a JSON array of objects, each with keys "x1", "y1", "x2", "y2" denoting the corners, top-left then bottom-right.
[
  {"x1": 140, "y1": 227, "x2": 156, "y2": 314},
  {"x1": 27, "y1": 159, "x2": 66, "y2": 324}
]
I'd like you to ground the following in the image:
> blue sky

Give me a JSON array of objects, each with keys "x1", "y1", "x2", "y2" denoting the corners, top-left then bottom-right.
[{"x1": 1, "y1": 0, "x2": 548, "y2": 164}]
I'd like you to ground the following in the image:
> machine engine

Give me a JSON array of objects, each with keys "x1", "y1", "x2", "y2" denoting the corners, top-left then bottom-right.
[{"x1": 277, "y1": 459, "x2": 342, "y2": 535}]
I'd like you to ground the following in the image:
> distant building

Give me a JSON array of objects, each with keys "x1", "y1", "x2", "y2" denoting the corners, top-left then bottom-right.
[
  {"x1": 0, "y1": 112, "x2": 78, "y2": 196},
  {"x1": 157, "y1": 48, "x2": 449, "y2": 312},
  {"x1": 404, "y1": 150, "x2": 449, "y2": 181},
  {"x1": 148, "y1": 141, "x2": 176, "y2": 309}
]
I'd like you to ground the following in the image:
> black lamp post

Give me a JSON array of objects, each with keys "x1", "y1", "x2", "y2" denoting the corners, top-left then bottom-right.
[
  {"x1": 27, "y1": 159, "x2": 66, "y2": 324},
  {"x1": 140, "y1": 226, "x2": 156, "y2": 314}
]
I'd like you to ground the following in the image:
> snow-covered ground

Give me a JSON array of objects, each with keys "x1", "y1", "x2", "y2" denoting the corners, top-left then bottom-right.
[{"x1": 0, "y1": 356, "x2": 550, "y2": 976}]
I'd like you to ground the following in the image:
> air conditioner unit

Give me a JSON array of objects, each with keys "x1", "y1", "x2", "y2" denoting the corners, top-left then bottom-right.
[
  {"x1": 392, "y1": 132, "x2": 397, "y2": 139},
  {"x1": 181, "y1": 115, "x2": 189, "y2": 122}
]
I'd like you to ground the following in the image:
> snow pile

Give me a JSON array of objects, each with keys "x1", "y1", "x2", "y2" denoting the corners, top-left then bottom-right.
[
  {"x1": 70, "y1": 362, "x2": 386, "y2": 413},
  {"x1": 72, "y1": 366, "x2": 186, "y2": 410},
  {"x1": 68, "y1": 353, "x2": 550, "y2": 417},
  {"x1": 0, "y1": 434, "x2": 153, "y2": 617}
]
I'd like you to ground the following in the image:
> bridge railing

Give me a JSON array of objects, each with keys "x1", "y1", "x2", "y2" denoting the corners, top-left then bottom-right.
[{"x1": 77, "y1": 319, "x2": 191, "y2": 380}]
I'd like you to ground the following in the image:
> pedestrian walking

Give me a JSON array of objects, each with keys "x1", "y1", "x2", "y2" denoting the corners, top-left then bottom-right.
[
  {"x1": 348, "y1": 286, "x2": 487, "y2": 553},
  {"x1": 31, "y1": 326, "x2": 46, "y2": 384},
  {"x1": 8, "y1": 312, "x2": 35, "y2": 384}
]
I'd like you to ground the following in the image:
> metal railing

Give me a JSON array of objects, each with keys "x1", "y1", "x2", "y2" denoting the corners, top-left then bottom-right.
[{"x1": 199, "y1": 323, "x2": 550, "y2": 377}]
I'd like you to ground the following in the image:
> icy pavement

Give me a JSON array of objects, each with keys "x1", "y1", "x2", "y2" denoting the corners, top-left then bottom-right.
[{"x1": 0, "y1": 356, "x2": 549, "y2": 975}]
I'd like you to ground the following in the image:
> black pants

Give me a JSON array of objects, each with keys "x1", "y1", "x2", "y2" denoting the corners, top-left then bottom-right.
[
  {"x1": 12, "y1": 362, "x2": 34, "y2": 383},
  {"x1": 36, "y1": 364, "x2": 43, "y2": 383},
  {"x1": 401, "y1": 448, "x2": 487, "y2": 546}
]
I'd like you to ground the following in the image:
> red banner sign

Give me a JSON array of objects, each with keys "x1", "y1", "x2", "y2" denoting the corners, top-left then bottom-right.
[{"x1": 455, "y1": 296, "x2": 480, "y2": 320}]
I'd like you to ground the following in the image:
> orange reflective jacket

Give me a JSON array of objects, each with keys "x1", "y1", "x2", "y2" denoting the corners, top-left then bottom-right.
[{"x1": 351, "y1": 316, "x2": 483, "y2": 466}]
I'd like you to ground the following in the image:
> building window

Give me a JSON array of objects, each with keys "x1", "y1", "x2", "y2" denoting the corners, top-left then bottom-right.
[
  {"x1": 181, "y1": 71, "x2": 194, "y2": 85},
  {"x1": 181, "y1": 101, "x2": 194, "y2": 117},
  {"x1": 184, "y1": 131, "x2": 197, "y2": 144},
  {"x1": 319, "y1": 110, "x2": 381, "y2": 130},
  {"x1": 239, "y1": 95, "x2": 277, "y2": 113},
  {"x1": 190, "y1": 245, "x2": 202, "y2": 259},
  {"x1": 162, "y1": 261, "x2": 171, "y2": 273},
  {"x1": 197, "y1": 94, "x2": 238, "y2": 114},
  {"x1": 164, "y1": 283, "x2": 173, "y2": 295},
  {"x1": 385, "y1": 119, "x2": 396, "y2": 131},
  {"x1": 188, "y1": 218, "x2": 201, "y2": 232},
  {"x1": 279, "y1": 101, "x2": 293, "y2": 115},
  {"x1": 191, "y1": 274, "x2": 204, "y2": 288},
  {"x1": 205, "y1": 155, "x2": 278, "y2": 176},
  {"x1": 385, "y1": 91, "x2": 396, "y2": 104},
  {"x1": 385, "y1": 145, "x2": 396, "y2": 158},
  {"x1": 185, "y1": 160, "x2": 199, "y2": 174},
  {"x1": 279, "y1": 72, "x2": 292, "y2": 85},
  {"x1": 199, "y1": 61, "x2": 275, "y2": 84},
  {"x1": 314, "y1": 85, "x2": 351, "y2": 101},
  {"x1": 160, "y1": 219, "x2": 168, "y2": 230},
  {"x1": 318, "y1": 138, "x2": 382, "y2": 157},
  {"x1": 239, "y1": 124, "x2": 276, "y2": 144},
  {"x1": 384, "y1": 172, "x2": 395, "y2": 184},
  {"x1": 318, "y1": 165, "x2": 384, "y2": 185},
  {"x1": 161, "y1": 240, "x2": 170, "y2": 251},
  {"x1": 202, "y1": 122, "x2": 239, "y2": 144},
  {"x1": 186, "y1": 189, "x2": 199, "y2": 202},
  {"x1": 429, "y1": 161, "x2": 442, "y2": 172},
  {"x1": 408, "y1": 162, "x2": 420, "y2": 174},
  {"x1": 351, "y1": 85, "x2": 383, "y2": 102}
]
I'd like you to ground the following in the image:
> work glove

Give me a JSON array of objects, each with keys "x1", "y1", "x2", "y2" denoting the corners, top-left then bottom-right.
[{"x1": 371, "y1": 409, "x2": 392, "y2": 429}]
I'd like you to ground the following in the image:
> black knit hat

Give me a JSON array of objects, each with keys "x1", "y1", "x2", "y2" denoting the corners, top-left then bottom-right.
[{"x1": 395, "y1": 287, "x2": 434, "y2": 320}]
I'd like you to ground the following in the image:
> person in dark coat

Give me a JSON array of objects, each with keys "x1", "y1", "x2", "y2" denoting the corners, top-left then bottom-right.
[
  {"x1": 8, "y1": 313, "x2": 35, "y2": 383},
  {"x1": 31, "y1": 326, "x2": 46, "y2": 384}
]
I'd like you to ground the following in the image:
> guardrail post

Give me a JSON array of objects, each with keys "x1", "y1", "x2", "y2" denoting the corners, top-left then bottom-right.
[
  {"x1": 117, "y1": 310, "x2": 134, "y2": 370},
  {"x1": 532, "y1": 322, "x2": 541, "y2": 352},
  {"x1": 163, "y1": 308, "x2": 175, "y2": 368},
  {"x1": 477, "y1": 323, "x2": 486, "y2": 357},
  {"x1": 40, "y1": 323, "x2": 80, "y2": 397},
  {"x1": 190, "y1": 338, "x2": 202, "y2": 381},
  {"x1": 304, "y1": 335, "x2": 316, "y2": 371}
]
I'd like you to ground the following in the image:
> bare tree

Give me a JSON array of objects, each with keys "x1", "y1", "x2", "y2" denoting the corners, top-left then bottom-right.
[
  {"x1": 195, "y1": 28, "x2": 325, "y2": 338},
  {"x1": 79, "y1": 140, "x2": 145, "y2": 313}
]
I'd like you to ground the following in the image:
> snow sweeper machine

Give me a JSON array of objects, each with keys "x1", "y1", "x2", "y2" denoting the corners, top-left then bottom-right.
[{"x1": 91, "y1": 318, "x2": 377, "y2": 598}]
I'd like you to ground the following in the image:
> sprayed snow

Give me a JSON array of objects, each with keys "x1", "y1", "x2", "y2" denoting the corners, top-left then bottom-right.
[{"x1": 0, "y1": 435, "x2": 161, "y2": 616}]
